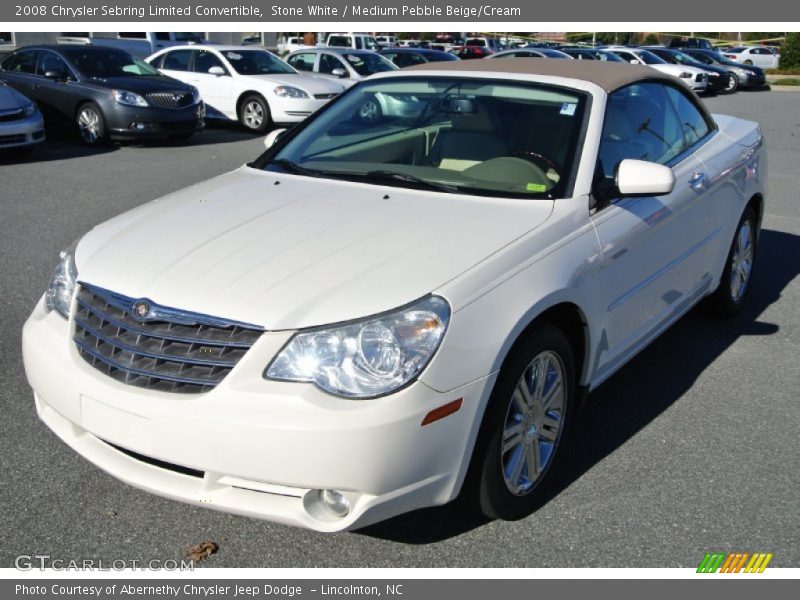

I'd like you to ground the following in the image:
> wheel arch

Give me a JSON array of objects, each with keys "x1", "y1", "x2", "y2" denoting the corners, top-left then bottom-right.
[{"x1": 236, "y1": 90, "x2": 268, "y2": 116}]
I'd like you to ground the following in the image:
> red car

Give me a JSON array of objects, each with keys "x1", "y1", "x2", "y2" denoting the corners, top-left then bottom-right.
[{"x1": 449, "y1": 45, "x2": 495, "y2": 59}]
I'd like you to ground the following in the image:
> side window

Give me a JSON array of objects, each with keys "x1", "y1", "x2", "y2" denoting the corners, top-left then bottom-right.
[
  {"x1": 3, "y1": 50, "x2": 37, "y2": 74},
  {"x1": 597, "y1": 83, "x2": 685, "y2": 180},
  {"x1": 161, "y1": 50, "x2": 193, "y2": 71},
  {"x1": 664, "y1": 86, "x2": 711, "y2": 148},
  {"x1": 319, "y1": 53, "x2": 345, "y2": 75},
  {"x1": 155, "y1": 32, "x2": 171, "y2": 41},
  {"x1": 287, "y1": 53, "x2": 315, "y2": 72},
  {"x1": 406, "y1": 53, "x2": 427, "y2": 66},
  {"x1": 616, "y1": 51, "x2": 636, "y2": 63},
  {"x1": 37, "y1": 51, "x2": 70, "y2": 76},
  {"x1": 119, "y1": 32, "x2": 147, "y2": 39},
  {"x1": 193, "y1": 50, "x2": 225, "y2": 74},
  {"x1": 354, "y1": 37, "x2": 362, "y2": 49}
]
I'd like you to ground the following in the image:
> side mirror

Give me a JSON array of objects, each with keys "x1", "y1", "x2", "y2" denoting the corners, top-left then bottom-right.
[
  {"x1": 264, "y1": 128, "x2": 287, "y2": 149},
  {"x1": 44, "y1": 69, "x2": 67, "y2": 80},
  {"x1": 616, "y1": 159, "x2": 675, "y2": 196},
  {"x1": 208, "y1": 66, "x2": 226, "y2": 76},
  {"x1": 629, "y1": 59, "x2": 639, "y2": 64},
  {"x1": 331, "y1": 68, "x2": 347, "y2": 78}
]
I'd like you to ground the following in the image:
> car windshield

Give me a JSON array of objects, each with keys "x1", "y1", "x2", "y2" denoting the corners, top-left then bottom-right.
[
  {"x1": 635, "y1": 50, "x2": 667, "y2": 65},
  {"x1": 340, "y1": 52, "x2": 397, "y2": 75},
  {"x1": 260, "y1": 77, "x2": 587, "y2": 199},
  {"x1": 61, "y1": 48, "x2": 159, "y2": 77},
  {"x1": 669, "y1": 51, "x2": 706, "y2": 67},
  {"x1": 223, "y1": 50, "x2": 295, "y2": 75}
]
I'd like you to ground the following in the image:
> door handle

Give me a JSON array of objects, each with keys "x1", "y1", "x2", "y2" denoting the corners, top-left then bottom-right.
[{"x1": 689, "y1": 172, "x2": 708, "y2": 191}]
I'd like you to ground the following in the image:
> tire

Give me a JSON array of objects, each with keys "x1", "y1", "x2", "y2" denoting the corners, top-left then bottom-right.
[
  {"x1": 239, "y1": 94, "x2": 271, "y2": 133},
  {"x1": 358, "y1": 97, "x2": 382, "y2": 124},
  {"x1": 465, "y1": 324, "x2": 576, "y2": 520},
  {"x1": 705, "y1": 206, "x2": 758, "y2": 317},
  {"x1": 76, "y1": 102, "x2": 108, "y2": 146},
  {"x1": 725, "y1": 72, "x2": 739, "y2": 93}
]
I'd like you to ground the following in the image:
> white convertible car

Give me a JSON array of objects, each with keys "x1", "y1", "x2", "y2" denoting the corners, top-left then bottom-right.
[{"x1": 23, "y1": 61, "x2": 765, "y2": 532}]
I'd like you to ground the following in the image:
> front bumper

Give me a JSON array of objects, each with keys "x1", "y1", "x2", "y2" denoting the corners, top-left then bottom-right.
[
  {"x1": 705, "y1": 73, "x2": 729, "y2": 93},
  {"x1": 0, "y1": 110, "x2": 45, "y2": 148},
  {"x1": 104, "y1": 102, "x2": 204, "y2": 139},
  {"x1": 22, "y1": 297, "x2": 493, "y2": 532},
  {"x1": 269, "y1": 96, "x2": 333, "y2": 123}
]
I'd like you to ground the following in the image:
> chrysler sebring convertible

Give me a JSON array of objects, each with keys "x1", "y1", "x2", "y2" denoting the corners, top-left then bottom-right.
[{"x1": 22, "y1": 61, "x2": 765, "y2": 531}]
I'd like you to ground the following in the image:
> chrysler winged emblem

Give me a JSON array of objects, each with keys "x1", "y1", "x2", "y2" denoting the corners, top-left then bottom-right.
[{"x1": 132, "y1": 300, "x2": 150, "y2": 320}]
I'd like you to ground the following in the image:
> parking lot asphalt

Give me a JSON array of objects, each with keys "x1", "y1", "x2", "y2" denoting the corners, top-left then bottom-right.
[{"x1": 1, "y1": 91, "x2": 798, "y2": 568}]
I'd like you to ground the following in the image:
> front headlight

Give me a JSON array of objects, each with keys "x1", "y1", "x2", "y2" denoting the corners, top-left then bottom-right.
[
  {"x1": 190, "y1": 86, "x2": 201, "y2": 104},
  {"x1": 265, "y1": 296, "x2": 450, "y2": 398},
  {"x1": 22, "y1": 102, "x2": 37, "y2": 116},
  {"x1": 274, "y1": 85, "x2": 309, "y2": 99},
  {"x1": 679, "y1": 71, "x2": 692, "y2": 78},
  {"x1": 112, "y1": 89, "x2": 148, "y2": 107},
  {"x1": 44, "y1": 244, "x2": 78, "y2": 319}
]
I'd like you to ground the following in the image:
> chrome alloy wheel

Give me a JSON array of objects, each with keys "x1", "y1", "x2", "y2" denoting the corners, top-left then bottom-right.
[
  {"x1": 78, "y1": 106, "x2": 102, "y2": 144},
  {"x1": 358, "y1": 99, "x2": 380, "y2": 123},
  {"x1": 730, "y1": 220, "x2": 754, "y2": 303},
  {"x1": 243, "y1": 100, "x2": 265, "y2": 129},
  {"x1": 501, "y1": 350, "x2": 566, "y2": 495}
]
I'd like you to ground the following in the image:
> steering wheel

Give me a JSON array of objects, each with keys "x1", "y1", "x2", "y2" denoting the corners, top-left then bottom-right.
[{"x1": 512, "y1": 151, "x2": 561, "y2": 176}]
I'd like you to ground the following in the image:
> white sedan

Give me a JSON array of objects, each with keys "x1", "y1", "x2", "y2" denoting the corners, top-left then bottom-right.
[
  {"x1": 605, "y1": 46, "x2": 709, "y2": 92},
  {"x1": 23, "y1": 60, "x2": 765, "y2": 532},
  {"x1": 722, "y1": 46, "x2": 780, "y2": 69},
  {"x1": 146, "y1": 45, "x2": 345, "y2": 132}
]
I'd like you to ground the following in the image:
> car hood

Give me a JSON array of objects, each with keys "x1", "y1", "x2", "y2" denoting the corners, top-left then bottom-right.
[
  {"x1": 0, "y1": 82, "x2": 29, "y2": 110},
  {"x1": 244, "y1": 73, "x2": 345, "y2": 94},
  {"x1": 75, "y1": 167, "x2": 554, "y2": 330},
  {"x1": 88, "y1": 75, "x2": 193, "y2": 92}
]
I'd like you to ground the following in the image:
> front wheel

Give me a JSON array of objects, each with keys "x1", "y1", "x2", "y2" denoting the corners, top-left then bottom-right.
[
  {"x1": 705, "y1": 206, "x2": 757, "y2": 317},
  {"x1": 726, "y1": 72, "x2": 739, "y2": 93},
  {"x1": 465, "y1": 324, "x2": 575, "y2": 520},
  {"x1": 76, "y1": 102, "x2": 108, "y2": 146},
  {"x1": 239, "y1": 94, "x2": 271, "y2": 133}
]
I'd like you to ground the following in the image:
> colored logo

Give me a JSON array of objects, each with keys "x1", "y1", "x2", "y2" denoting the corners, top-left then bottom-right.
[{"x1": 697, "y1": 552, "x2": 773, "y2": 573}]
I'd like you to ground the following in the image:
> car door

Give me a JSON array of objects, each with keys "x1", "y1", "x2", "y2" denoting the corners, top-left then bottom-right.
[
  {"x1": 0, "y1": 49, "x2": 39, "y2": 99},
  {"x1": 155, "y1": 48, "x2": 195, "y2": 85},
  {"x1": 589, "y1": 82, "x2": 717, "y2": 382},
  {"x1": 33, "y1": 50, "x2": 79, "y2": 123},
  {"x1": 318, "y1": 53, "x2": 350, "y2": 81},
  {"x1": 189, "y1": 49, "x2": 234, "y2": 117}
]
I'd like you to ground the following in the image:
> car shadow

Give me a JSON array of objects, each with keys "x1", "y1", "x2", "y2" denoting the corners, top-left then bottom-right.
[
  {"x1": 357, "y1": 228, "x2": 798, "y2": 544},
  {"x1": 0, "y1": 122, "x2": 262, "y2": 164},
  {"x1": 138, "y1": 121, "x2": 264, "y2": 148}
]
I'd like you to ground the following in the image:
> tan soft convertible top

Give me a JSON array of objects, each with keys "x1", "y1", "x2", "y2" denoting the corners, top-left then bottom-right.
[{"x1": 404, "y1": 58, "x2": 677, "y2": 93}]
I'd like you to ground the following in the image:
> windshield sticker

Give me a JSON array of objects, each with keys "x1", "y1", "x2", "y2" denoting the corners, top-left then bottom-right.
[
  {"x1": 225, "y1": 52, "x2": 243, "y2": 60},
  {"x1": 560, "y1": 102, "x2": 577, "y2": 116},
  {"x1": 526, "y1": 183, "x2": 548, "y2": 192}
]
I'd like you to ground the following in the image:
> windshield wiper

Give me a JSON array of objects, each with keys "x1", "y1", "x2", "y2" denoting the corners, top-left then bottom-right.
[
  {"x1": 363, "y1": 170, "x2": 459, "y2": 194},
  {"x1": 265, "y1": 158, "x2": 323, "y2": 178}
]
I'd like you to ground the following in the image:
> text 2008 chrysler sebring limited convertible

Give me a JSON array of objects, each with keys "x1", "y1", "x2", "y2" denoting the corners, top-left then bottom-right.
[{"x1": 23, "y1": 61, "x2": 765, "y2": 531}]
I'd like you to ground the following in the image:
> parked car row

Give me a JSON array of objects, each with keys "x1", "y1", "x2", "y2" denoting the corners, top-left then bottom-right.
[{"x1": 0, "y1": 39, "x2": 770, "y2": 155}]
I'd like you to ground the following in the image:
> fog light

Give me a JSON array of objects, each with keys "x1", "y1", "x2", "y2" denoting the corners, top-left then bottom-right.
[
  {"x1": 320, "y1": 489, "x2": 350, "y2": 517},
  {"x1": 130, "y1": 122, "x2": 146, "y2": 130}
]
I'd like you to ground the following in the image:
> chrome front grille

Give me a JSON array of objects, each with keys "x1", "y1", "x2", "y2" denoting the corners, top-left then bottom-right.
[
  {"x1": 146, "y1": 91, "x2": 193, "y2": 109},
  {"x1": 73, "y1": 284, "x2": 263, "y2": 394}
]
